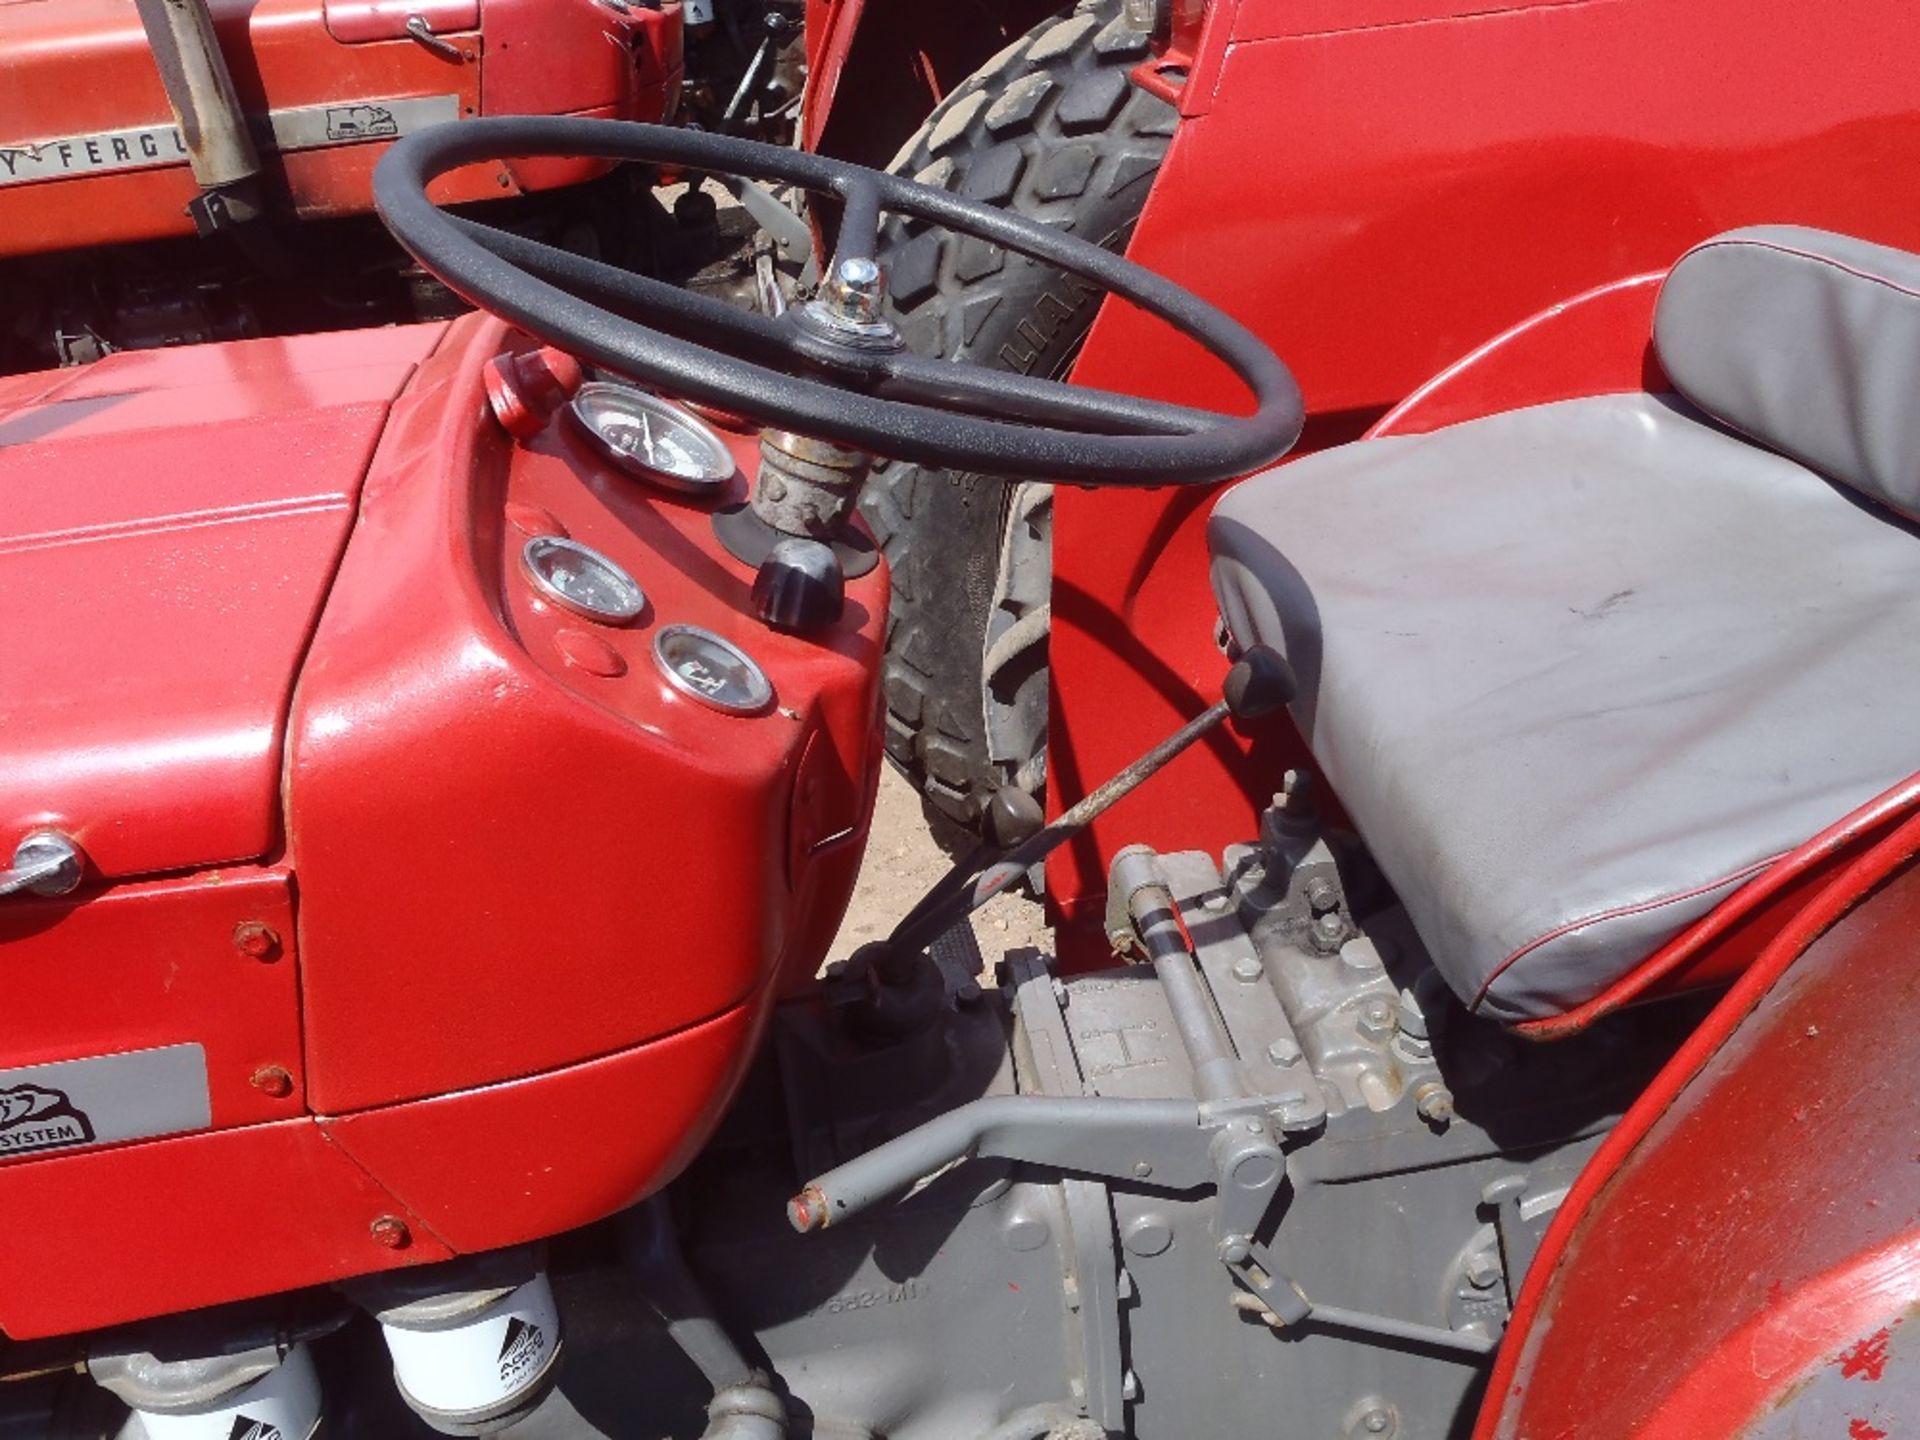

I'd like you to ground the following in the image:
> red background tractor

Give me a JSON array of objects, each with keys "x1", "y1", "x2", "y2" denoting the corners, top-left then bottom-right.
[
  {"x1": 0, "y1": 3, "x2": 1915, "y2": 1436},
  {"x1": 0, "y1": 0, "x2": 803, "y2": 371}
]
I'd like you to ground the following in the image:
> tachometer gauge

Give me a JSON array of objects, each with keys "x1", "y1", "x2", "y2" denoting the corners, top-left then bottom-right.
[
  {"x1": 521, "y1": 536, "x2": 646, "y2": 624},
  {"x1": 568, "y1": 382, "x2": 737, "y2": 495},
  {"x1": 652, "y1": 625, "x2": 773, "y2": 714}
]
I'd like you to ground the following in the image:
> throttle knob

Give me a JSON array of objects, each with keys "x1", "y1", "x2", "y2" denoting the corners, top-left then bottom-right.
[{"x1": 752, "y1": 537, "x2": 845, "y2": 632}]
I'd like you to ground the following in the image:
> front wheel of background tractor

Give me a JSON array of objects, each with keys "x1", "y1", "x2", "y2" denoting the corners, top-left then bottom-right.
[{"x1": 860, "y1": 0, "x2": 1175, "y2": 838}]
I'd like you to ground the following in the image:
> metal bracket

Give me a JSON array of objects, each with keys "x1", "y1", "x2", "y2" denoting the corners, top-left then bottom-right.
[
  {"x1": 1483, "y1": 1174, "x2": 1566, "y2": 1293},
  {"x1": 1220, "y1": 1146, "x2": 1499, "y2": 1357}
]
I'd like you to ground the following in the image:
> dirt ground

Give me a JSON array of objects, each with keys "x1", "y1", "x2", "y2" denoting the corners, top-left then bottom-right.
[
  {"x1": 827, "y1": 766, "x2": 1052, "y2": 974},
  {"x1": 657, "y1": 177, "x2": 1051, "y2": 975}
]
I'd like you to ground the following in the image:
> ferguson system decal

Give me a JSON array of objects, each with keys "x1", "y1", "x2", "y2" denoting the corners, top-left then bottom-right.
[
  {"x1": 0, "y1": 1084, "x2": 94, "y2": 1157},
  {"x1": 0, "y1": 1044, "x2": 211, "y2": 1160}
]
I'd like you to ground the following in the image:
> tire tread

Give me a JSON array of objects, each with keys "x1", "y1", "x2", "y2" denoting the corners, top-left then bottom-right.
[{"x1": 859, "y1": 0, "x2": 1173, "y2": 829}]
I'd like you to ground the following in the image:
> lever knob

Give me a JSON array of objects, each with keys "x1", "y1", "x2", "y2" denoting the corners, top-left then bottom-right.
[
  {"x1": 1224, "y1": 644, "x2": 1297, "y2": 720},
  {"x1": 752, "y1": 537, "x2": 845, "y2": 632}
]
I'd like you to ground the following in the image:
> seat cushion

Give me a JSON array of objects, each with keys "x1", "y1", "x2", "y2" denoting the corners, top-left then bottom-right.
[
  {"x1": 1655, "y1": 226, "x2": 1920, "y2": 522},
  {"x1": 1210, "y1": 394, "x2": 1920, "y2": 1020}
]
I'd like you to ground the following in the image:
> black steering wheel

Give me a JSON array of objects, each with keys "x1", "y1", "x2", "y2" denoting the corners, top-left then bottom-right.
[{"x1": 373, "y1": 117, "x2": 1302, "y2": 486}]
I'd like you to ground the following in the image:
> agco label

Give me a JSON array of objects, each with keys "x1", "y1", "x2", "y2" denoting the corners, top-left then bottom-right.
[
  {"x1": 381, "y1": 1279, "x2": 562, "y2": 1415},
  {"x1": 0, "y1": 1044, "x2": 210, "y2": 1162},
  {"x1": 0, "y1": 94, "x2": 461, "y2": 188},
  {"x1": 497, "y1": 1316, "x2": 550, "y2": 1389}
]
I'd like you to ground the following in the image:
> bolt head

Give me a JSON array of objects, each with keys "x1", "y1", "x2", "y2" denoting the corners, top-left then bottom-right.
[
  {"x1": 233, "y1": 921, "x2": 281, "y2": 961},
  {"x1": 369, "y1": 1215, "x2": 412, "y2": 1250},
  {"x1": 1305, "y1": 877, "x2": 1340, "y2": 914},
  {"x1": 1414, "y1": 1080, "x2": 1455, "y2": 1126},
  {"x1": 249, "y1": 1065, "x2": 293, "y2": 1098},
  {"x1": 1265, "y1": 1036, "x2": 1301, "y2": 1067},
  {"x1": 1357, "y1": 995, "x2": 1398, "y2": 1041},
  {"x1": 1363, "y1": 1409, "x2": 1393, "y2": 1435},
  {"x1": 827, "y1": 255, "x2": 889, "y2": 324},
  {"x1": 1232, "y1": 955, "x2": 1264, "y2": 984},
  {"x1": 1217, "y1": 1237, "x2": 1251, "y2": 1266},
  {"x1": 1465, "y1": 1252, "x2": 1503, "y2": 1290},
  {"x1": 837, "y1": 255, "x2": 881, "y2": 288},
  {"x1": 1311, "y1": 909, "x2": 1350, "y2": 951}
]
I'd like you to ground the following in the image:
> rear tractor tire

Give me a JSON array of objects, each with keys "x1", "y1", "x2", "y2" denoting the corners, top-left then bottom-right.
[{"x1": 860, "y1": 0, "x2": 1175, "y2": 838}]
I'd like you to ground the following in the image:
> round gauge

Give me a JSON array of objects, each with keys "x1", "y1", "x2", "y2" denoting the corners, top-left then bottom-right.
[
  {"x1": 521, "y1": 536, "x2": 646, "y2": 624},
  {"x1": 568, "y1": 382, "x2": 737, "y2": 495},
  {"x1": 652, "y1": 625, "x2": 774, "y2": 714}
]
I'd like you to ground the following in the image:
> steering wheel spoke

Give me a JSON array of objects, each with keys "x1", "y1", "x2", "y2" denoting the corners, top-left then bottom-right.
[
  {"x1": 876, "y1": 351, "x2": 1222, "y2": 439},
  {"x1": 829, "y1": 173, "x2": 885, "y2": 266},
  {"x1": 448, "y1": 216, "x2": 797, "y2": 371}
]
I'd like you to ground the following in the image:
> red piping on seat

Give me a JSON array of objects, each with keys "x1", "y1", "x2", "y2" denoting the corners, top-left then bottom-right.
[
  {"x1": 1684, "y1": 233, "x2": 1920, "y2": 305},
  {"x1": 1662, "y1": 235, "x2": 1920, "y2": 527},
  {"x1": 1469, "y1": 854, "x2": 1782, "y2": 1018},
  {"x1": 1503, "y1": 771, "x2": 1920, "y2": 1039}
]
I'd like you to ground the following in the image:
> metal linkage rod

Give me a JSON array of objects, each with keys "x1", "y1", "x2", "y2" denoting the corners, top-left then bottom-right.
[
  {"x1": 886, "y1": 645, "x2": 1296, "y2": 958},
  {"x1": 1110, "y1": 846, "x2": 1246, "y2": 1104},
  {"x1": 786, "y1": 1095, "x2": 1210, "y2": 1233}
]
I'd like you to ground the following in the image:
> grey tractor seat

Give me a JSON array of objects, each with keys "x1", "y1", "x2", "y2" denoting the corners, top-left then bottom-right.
[{"x1": 1209, "y1": 227, "x2": 1920, "y2": 1021}]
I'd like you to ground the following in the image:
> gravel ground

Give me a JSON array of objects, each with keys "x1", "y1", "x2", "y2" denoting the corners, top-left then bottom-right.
[{"x1": 827, "y1": 766, "x2": 1052, "y2": 976}]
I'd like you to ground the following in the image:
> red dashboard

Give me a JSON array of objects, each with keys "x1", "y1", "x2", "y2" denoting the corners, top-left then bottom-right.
[{"x1": 0, "y1": 314, "x2": 884, "y2": 1339}]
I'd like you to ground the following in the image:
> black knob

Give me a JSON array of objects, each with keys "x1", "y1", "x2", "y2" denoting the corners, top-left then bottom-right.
[
  {"x1": 752, "y1": 537, "x2": 845, "y2": 632},
  {"x1": 984, "y1": 785, "x2": 1045, "y2": 848},
  {"x1": 1224, "y1": 644, "x2": 1297, "y2": 719}
]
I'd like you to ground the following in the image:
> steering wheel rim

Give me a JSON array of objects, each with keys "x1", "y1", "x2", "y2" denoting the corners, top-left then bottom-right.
[{"x1": 374, "y1": 117, "x2": 1303, "y2": 486}]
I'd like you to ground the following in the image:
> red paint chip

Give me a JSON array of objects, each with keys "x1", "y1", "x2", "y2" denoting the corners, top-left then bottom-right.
[{"x1": 1835, "y1": 1328, "x2": 1894, "y2": 1383}]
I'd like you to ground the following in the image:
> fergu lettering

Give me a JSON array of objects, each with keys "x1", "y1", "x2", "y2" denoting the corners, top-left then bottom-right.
[{"x1": 0, "y1": 127, "x2": 187, "y2": 180}]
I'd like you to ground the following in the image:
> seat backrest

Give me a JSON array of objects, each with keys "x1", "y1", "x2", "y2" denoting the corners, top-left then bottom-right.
[{"x1": 1654, "y1": 225, "x2": 1920, "y2": 521}]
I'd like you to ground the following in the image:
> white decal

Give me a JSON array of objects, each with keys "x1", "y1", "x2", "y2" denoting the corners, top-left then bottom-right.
[{"x1": 0, "y1": 1043, "x2": 209, "y2": 1163}]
